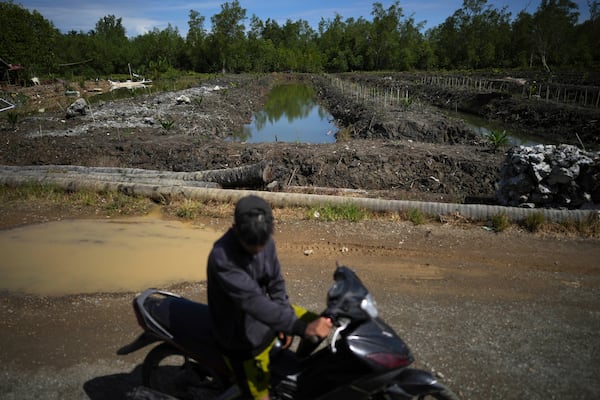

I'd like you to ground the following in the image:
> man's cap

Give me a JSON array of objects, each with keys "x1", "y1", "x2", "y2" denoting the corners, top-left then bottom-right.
[{"x1": 234, "y1": 195, "x2": 273, "y2": 225}]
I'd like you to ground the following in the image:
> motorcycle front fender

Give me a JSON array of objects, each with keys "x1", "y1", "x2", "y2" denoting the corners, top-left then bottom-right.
[
  {"x1": 116, "y1": 332, "x2": 160, "y2": 355},
  {"x1": 393, "y1": 368, "x2": 446, "y2": 396}
]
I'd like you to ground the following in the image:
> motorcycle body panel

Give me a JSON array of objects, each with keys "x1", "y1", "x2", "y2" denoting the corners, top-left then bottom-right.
[
  {"x1": 270, "y1": 318, "x2": 414, "y2": 399},
  {"x1": 393, "y1": 368, "x2": 447, "y2": 395},
  {"x1": 345, "y1": 317, "x2": 414, "y2": 371}
]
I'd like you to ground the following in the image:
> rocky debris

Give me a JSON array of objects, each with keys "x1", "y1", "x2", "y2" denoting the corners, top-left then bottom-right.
[
  {"x1": 65, "y1": 98, "x2": 88, "y2": 118},
  {"x1": 496, "y1": 144, "x2": 600, "y2": 209},
  {"x1": 175, "y1": 95, "x2": 191, "y2": 104}
]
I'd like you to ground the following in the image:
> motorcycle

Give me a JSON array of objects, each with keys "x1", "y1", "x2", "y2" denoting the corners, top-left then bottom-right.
[{"x1": 118, "y1": 265, "x2": 459, "y2": 399}]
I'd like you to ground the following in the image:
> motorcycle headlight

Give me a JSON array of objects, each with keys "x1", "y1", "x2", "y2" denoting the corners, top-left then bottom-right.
[{"x1": 360, "y1": 294, "x2": 378, "y2": 318}]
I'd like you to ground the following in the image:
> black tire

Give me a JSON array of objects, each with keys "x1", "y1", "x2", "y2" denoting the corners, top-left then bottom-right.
[
  {"x1": 142, "y1": 343, "x2": 225, "y2": 400},
  {"x1": 417, "y1": 385, "x2": 460, "y2": 400}
]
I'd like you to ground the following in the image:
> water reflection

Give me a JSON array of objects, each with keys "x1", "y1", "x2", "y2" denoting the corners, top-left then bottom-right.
[
  {"x1": 232, "y1": 84, "x2": 337, "y2": 143},
  {"x1": 446, "y1": 110, "x2": 547, "y2": 146},
  {"x1": 0, "y1": 216, "x2": 221, "y2": 296}
]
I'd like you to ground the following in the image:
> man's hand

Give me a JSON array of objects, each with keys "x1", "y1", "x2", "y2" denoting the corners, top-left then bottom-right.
[
  {"x1": 305, "y1": 316, "x2": 333, "y2": 339},
  {"x1": 278, "y1": 332, "x2": 293, "y2": 349}
]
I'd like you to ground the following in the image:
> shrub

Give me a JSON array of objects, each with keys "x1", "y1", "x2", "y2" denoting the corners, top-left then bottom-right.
[
  {"x1": 407, "y1": 208, "x2": 426, "y2": 225},
  {"x1": 336, "y1": 125, "x2": 352, "y2": 142},
  {"x1": 6, "y1": 111, "x2": 19, "y2": 129},
  {"x1": 489, "y1": 212, "x2": 510, "y2": 232},
  {"x1": 522, "y1": 212, "x2": 545, "y2": 232},
  {"x1": 160, "y1": 118, "x2": 175, "y2": 131},
  {"x1": 486, "y1": 129, "x2": 509, "y2": 152},
  {"x1": 400, "y1": 96, "x2": 413, "y2": 111},
  {"x1": 176, "y1": 199, "x2": 200, "y2": 219}
]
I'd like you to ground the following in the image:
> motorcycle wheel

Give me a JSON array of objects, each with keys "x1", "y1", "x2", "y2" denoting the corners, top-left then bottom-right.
[
  {"x1": 142, "y1": 343, "x2": 225, "y2": 400},
  {"x1": 415, "y1": 386, "x2": 460, "y2": 400}
]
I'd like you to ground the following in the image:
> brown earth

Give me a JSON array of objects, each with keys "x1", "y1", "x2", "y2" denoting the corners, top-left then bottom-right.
[
  {"x1": 1, "y1": 74, "x2": 599, "y2": 399},
  {"x1": 1, "y1": 74, "x2": 505, "y2": 203},
  {"x1": 0, "y1": 202, "x2": 599, "y2": 400}
]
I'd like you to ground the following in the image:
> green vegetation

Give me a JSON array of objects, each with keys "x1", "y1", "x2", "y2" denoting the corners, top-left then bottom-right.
[
  {"x1": 5, "y1": 111, "x2": 19, "y2": 129},
  {"x1": 486, "y1": 129, "x2": 509, "y2": 152},
  {"x1": 1, "y1": 0, "x2": 598, "y2": 78},
  {"x1": 488, "y1": 212, "x2": 510, "y2": 232},
  {"x1": 175, "y1": 199, "x2": 202, "y2": 219},
  {"x1": 400, "y1": 96, "x2": 413, "y2": 111},
  {"x1": 172, "y1": 198, "x2": 232, "y2": 220},
  {"x1": 407, "y1": 208, "x2": 426, "y2": 225},
  {"x1": 0, "y1": 183, "x2": 152, "y2": 215},
  {"x1": 193, "y1": 96, "x2": 204, "y2": 107},
  {"x1": 310, "y1": 203, "x2": 369, "y2": 222},
  {"x1": 2, "y1": 183, "x2": 599, "y2": 238},
  {"x1": 159, "y1": 118, "x2": 175, "y2": 131}
]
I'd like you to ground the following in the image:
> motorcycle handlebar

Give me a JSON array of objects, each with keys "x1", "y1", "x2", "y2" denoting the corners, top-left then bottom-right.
[{"x1": 305, "y1": 335, "x2": 321, "y2": 344}]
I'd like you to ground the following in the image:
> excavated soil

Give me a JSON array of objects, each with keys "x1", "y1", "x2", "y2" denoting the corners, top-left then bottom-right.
[
  {"x1": 1, "y1": 74, "x2": 599, "y2": 400},
  {"x1": 1, "y1": 74, "x2": 506, "y2": 203}
]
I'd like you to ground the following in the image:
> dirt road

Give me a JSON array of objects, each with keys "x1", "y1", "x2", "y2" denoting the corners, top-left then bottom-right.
[{"x1": 0, "y1": 205, "x2": 599, "y2": 400}]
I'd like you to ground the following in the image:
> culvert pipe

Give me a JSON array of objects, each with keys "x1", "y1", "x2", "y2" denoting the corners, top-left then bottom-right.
[{"x1": 1, "y1": 172, "x2": 597, "y2": 224}]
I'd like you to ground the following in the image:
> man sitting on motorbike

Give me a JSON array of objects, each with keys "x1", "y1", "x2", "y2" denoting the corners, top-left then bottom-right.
[{"x1": 207, "y1": 195, "x2": 333, "y2": 400}]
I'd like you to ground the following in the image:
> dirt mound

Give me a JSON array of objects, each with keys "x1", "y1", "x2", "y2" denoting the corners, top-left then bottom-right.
[{"x1": 341, "y1": 72, "x2": 600, "y2": 148}]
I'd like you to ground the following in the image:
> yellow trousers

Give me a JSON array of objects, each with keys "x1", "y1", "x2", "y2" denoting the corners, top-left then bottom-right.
[{"x1": 224, "y1": 305, "x2": 317, "y2": 399}]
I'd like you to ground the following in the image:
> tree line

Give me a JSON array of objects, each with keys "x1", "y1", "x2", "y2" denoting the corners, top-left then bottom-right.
[{"x1": 1, "y1": 0, "x2": 598, "y2": 81}]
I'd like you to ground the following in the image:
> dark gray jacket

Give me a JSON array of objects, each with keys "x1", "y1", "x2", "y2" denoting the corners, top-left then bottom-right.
[{"x1": 207, "y1": 228, "x2": 306, "y2": 358}]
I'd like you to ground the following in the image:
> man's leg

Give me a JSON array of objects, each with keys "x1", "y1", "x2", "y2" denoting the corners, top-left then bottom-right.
[
  {"x1": 224, "y1": 306, "x2": 318, "y2": 399},
  {"x1": 224, "y1": 345, "x2": 272, "y2": 400}
]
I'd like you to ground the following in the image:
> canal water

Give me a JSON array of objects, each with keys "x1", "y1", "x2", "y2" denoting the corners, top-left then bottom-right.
[
  {"x1": 231, "y1": 83, "x2": 338, "y2": 143},
  {"x1": 444, "y1": 110, "x2": 548, "y2": 147},
  {"x1": 231, "y1": 82, "x2": 547, "y2": 146},
  {"x1": 0, "y1": 213, "x2": 221, "y2": 296}
]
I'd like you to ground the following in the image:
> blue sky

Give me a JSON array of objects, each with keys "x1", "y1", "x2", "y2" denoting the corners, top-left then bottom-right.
[{"x1": 16, "y1": 0, "x2": 592, "y2": 37}]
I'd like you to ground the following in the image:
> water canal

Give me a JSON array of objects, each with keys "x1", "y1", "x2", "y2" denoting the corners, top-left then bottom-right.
[
  {"x1": 444, "y1": 110, "x2": 548, "y2": 147},
  {"x1": 231, "y1": 82, "x2": 547, "y2": 146},
  {"x1": 231, "y1": 83, "x2": 338, "y2": 143}
]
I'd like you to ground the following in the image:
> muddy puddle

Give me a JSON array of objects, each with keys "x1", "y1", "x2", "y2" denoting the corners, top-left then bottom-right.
[{"x1": 0, "y1": 214, "x2": 222, "y2": 296}]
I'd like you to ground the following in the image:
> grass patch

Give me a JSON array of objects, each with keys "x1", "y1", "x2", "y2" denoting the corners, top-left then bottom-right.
[
  {"x1": 407, "y1": 208, "x2": 426, "y2": 225},
  {"x1": 5, "y1": 111, "x2": 19, "y2": 129},
  {"x1": 0, "y1": 182, "x2": 61, "y2": 201},
  {"x1": 0, "y1": 183, "x2": 152, "y2": 216},
  {"x1": 521, "y1": 212, "x2": 545, "y2": 233},
  {"x1": 167, "y1": 199, "x2": 233, "y2": 220},
  {"x1": 309, "y1": 202, "x2": 369, "y2": 222},
  {"x1": 488, "y1": 212, "x2": 510, "y2": 232},
  {"x1": 557, "y1": 213, "x2": 600, "y2": 237},
  {"x1": 3, "y1": 183, "x2": 599, "y2": 239},
  {"x1": 175, "y1": 199, "x2": 201, "y2": 219}
]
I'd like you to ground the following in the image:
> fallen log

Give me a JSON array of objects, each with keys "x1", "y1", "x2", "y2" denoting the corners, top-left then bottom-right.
[
  {"x1": 279, "y1": 185, "x2": 368, "y2": 196},
  {"x1": 0, "y1": 161, "x2": 274, "y2": 190},
  {"x1": 1, "y1": 165, "x2": 596, "y2": 224}
]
